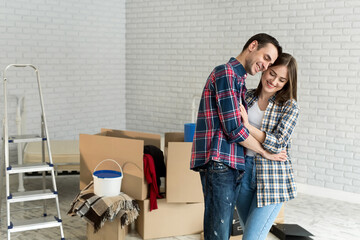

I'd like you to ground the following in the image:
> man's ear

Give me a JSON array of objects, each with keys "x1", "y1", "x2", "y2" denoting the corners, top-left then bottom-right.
[{"x1": 248, "y1": 40, "x2": 258, "y2": 52}]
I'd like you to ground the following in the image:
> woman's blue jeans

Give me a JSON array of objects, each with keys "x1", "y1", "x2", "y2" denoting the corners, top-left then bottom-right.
[
  {"x1": 236, "y1": 156, "x2": 283, "y2": 240},
  {"x1": 199, "y1": 160, "x2": 244, "y2": 240}
]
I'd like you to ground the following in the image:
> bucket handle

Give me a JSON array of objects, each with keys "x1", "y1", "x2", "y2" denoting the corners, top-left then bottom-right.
[
  {"x1": 122, "y1": 161, "x2": 142, "y2": 173},
  {"x1": 93, "y1": 159, "x2": 123, "y2": 174}
]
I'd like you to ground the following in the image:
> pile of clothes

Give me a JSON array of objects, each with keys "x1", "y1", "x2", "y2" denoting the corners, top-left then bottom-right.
[
  {"x1": 68, "y1": 181, "x2": 140, "y2": 232},
  {"x1": 143, "y1": 145, "x2": 166, "y2": 211}
]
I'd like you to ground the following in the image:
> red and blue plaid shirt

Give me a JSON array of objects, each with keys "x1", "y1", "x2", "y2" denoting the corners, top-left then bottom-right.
[{"x1": 190, "y1": 58, "x2": 249, "y2": 171}]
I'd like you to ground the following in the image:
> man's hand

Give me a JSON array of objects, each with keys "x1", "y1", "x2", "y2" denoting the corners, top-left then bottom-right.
[{"x1": 261, "y1": 149, "x2": 287, "y2": 162}]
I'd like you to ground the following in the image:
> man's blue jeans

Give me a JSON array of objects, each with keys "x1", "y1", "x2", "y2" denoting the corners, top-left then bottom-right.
[
  {"x1": 236, "y1": 156, "x2": 283, "y2": 240},
  {"x1": 199, "y1": 160, "x2": 244, "y2": 240}
]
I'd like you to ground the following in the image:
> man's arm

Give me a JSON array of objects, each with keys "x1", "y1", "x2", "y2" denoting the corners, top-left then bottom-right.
[{"x1": 213, "y1": 66, "x2": 249, "y2": 143}]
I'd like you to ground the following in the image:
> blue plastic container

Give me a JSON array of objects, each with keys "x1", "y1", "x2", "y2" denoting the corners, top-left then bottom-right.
[{"x1": 184, "y1": 123, "x2": 196, "y2": 142}]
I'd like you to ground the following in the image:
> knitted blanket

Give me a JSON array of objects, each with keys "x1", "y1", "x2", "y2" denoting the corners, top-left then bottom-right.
[{"x1": 67, "y1": 181, "x2": 140, "y2": 232}]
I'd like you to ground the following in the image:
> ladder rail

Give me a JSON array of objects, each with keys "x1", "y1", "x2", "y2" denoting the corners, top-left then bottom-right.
[
  {"x1": 3, "y1": 67, "x2": 11, "y2": 230},
  {"x1": 0, "y1": 119, "x2": 5, "y2": 220},
  {"x1": 16, "y1": 96, "x2": 26, "y2": 192},
  {"x1": 35, "y1": 67, "x2": 58, "y2": 192}
]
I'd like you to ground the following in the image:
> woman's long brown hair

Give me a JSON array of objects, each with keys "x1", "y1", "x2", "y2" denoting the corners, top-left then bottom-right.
[{"x1": 254, "y1": 52, "x2": 298, "y2": 103}]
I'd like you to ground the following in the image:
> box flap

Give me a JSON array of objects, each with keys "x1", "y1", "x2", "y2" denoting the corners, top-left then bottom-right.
[
  {"x1": 101, "y1": 128, "x2": 161, "y2": 149},
  {"x1": 79, "y1": 133, "x2": 147, "y2": 200},
  {"x1": 164, "y1": 132, "x2": 184, "y2": 148},
  {"x1": 166, "y1": 142, "x2": 203, "y2": 203}
]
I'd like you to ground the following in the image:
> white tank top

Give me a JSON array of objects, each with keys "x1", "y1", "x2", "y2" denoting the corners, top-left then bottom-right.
[{"x1": 246, "y1": 101, "x2": 265, "y2": 157}]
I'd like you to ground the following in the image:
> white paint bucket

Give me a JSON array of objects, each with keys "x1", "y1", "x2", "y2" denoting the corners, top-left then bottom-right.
[{"x1": 93, "y1": 159, "x2": 123, "y2": 197}]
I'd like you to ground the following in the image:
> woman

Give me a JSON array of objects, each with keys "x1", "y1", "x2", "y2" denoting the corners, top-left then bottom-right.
[{"x1": 236, "y1": 53, "x2": 299, "y2": 240}]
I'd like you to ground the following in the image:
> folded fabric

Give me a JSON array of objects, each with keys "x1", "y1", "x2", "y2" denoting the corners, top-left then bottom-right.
[{"x1": 68, "y1": 181, "x2": 139, "y2": 232}]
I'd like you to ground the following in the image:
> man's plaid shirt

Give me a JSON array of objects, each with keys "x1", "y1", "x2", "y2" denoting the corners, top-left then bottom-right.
[
  {"x1": 190, "y1": 58, "x2": 249, "y2": 171},
  {"x1": 246, "y1": 89, "x2": 299, "y2": 207}
]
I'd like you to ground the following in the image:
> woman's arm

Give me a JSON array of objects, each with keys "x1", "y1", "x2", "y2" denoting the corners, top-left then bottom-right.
[
  {"x1": 240, "y1": 100, "x2": 299, "y2": 154},
  {"x1": 238, "y1": 134, "x2": 287, "y2": 161},
  {"x1": 262, "y1": 100, "x2": 299, "y2": 154}
]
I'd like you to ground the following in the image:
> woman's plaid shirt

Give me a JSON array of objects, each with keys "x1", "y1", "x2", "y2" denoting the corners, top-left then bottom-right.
[
  {"x1": 190, "y1": 58, "x2": 249, "y2": 171},
  {"x1": 246, "y1": 89, "x2": 299, "y2": 207}
]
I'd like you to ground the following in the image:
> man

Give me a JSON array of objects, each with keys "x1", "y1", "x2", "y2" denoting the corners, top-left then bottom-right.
[{"x1": 190, "y1": 33, "x2": 286, "y2": 240}]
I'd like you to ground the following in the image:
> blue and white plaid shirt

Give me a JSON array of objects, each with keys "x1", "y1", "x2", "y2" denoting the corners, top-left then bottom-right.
[{"x1": 246, "y1": 89, "x2": 299, "y2": 207}]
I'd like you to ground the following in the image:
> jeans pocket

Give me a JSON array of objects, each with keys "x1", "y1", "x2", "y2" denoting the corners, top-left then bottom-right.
[{"x1": 210, "y1": 161, "x2": 229, "y2": 173}]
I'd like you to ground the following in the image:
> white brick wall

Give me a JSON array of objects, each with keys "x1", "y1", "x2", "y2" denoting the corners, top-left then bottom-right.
[
  {"x1": 126, "y1": 0, "x2": 360, "y2": 194},
  {"x1": 1, "y1": 0, "x2": 359, "y2": 195},
  {"x1": 0, "y1": 0, "x2": 126, "y2": 161}
]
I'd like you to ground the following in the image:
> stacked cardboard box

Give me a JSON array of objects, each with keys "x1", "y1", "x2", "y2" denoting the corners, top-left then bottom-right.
[
  {"x1": 80, "y1": 129, "x2": 204, "y2": 240},
  {"x1": 87, "y1": 219, "x2": 127, "y2": 240}
]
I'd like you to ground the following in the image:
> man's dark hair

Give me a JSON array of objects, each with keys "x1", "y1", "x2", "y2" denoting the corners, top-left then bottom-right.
[{"x1": 242, "y1": 33, "x2": 282, "y2": 56}]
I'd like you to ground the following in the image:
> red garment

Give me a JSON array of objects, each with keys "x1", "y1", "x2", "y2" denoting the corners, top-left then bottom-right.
[{"x1": 143, "y1": 153, "x2": 162, "y2": 211}]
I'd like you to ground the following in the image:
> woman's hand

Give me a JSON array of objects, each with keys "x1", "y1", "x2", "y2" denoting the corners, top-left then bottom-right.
[
  {"x1": 240, "y1": 104, "x2": 249, "y2": 127},
  {"x1": 261, "y1": 149, "x2": 287, "y2": 162}
]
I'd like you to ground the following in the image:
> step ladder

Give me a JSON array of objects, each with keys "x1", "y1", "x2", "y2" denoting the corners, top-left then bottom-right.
[{"x1": 0, "y1": 64, "x2": 65, "y2": 240}]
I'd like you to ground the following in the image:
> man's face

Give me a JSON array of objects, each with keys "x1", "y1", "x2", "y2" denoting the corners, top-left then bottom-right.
[{"x1": 244, "y1": 42, "x2": 278, "y2": 76}]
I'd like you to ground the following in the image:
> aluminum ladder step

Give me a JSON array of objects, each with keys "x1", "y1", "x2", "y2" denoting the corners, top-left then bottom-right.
[
  {"x1": 8, "y1": 134, "x2": 45, "y2": 143},
  {"x1": 9, "y1": 216, "x2": 62, "y2": 233},
  {"x1": 7, "y1": 163, "x2": 53, "y2": 174},
  {"x1": 8, "y1": 189, "x2": 57, "y2": 203}
]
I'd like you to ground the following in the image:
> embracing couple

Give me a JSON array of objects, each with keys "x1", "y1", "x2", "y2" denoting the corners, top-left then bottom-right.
[{"x1": 191, "y1": 33, "x2": 299, "y2": 240}]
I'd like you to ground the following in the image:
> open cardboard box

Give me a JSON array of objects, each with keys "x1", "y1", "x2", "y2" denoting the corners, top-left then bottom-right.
[
  {"x1": 164, "y1": 132, "x2": 203, "y2": 203},
  {"x1": 80, "y1": 129, "x2": 161, "y2": 200},
  {"x1": 136, "y1": 199, "x2": 204, "y2": 239},
  {"x1": 135, "y1": 132, "x2": 205, "y2": 239}
]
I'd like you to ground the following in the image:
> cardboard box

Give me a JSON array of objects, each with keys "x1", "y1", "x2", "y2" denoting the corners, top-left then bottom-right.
[
  {"x1": 202, "y1": 232, "x2": 243, "y2": 240},
  {"x1": 81, "y1": 130, "x2": 204, "y2": 239},
  {"x1": 24, "y1": 140, "x2": 80, "y2": 172},
  {"x1": 165, "y1": 132, "x2": 203, "y2": 203},
  {"x1": 136, "y1": 198, "x2": 204, "y2": 239},
  {"x1": 275, "y1": 204, "x2": 285, "y2": 224},
  {"x1": 230, "y1": 235, "x2": 243, "y2": 240},
  {"x1": 80, "y1": 129, "x2": 161, "y2": 200},
  {"x1": 87, "y1": 219, "x2": 127, "y2": 240}
]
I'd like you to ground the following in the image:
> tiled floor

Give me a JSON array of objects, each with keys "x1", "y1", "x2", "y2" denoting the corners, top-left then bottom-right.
[{"x1": 1, "y1": 175, "x2": 360, "y2": 240}]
